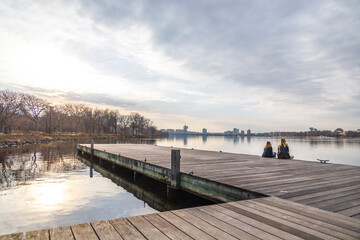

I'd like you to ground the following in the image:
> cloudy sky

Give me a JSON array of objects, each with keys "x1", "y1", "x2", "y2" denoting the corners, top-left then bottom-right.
[{"x1": 0, "y1": 0, "x2": 359, "y2": 132}]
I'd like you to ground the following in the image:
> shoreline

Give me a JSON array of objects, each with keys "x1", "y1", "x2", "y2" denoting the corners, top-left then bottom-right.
[{"x1": 0, "y1": 132, "x2": 161, "y2": 149}]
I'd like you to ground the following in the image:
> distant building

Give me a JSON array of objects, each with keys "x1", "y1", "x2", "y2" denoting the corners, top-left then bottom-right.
[
  {"x1": 183, "y1": 125, "x2": 188, "y2": 133},
  {"x1": 160, "y1": 129, "x2": 166, "y2": 132},
  {"x1": 176, "y1": 129, "x2": 185, "y2": 134},
  {"x1": 202, "y1": 128, "x2": 207, "y2": 134},
  {"x1": 309, "y1": 127, "x2": 318, "y2": 132},
  {"x1": 240, "y1": 130, "x2": 245, "y2": 136},
  {"x1": 166, "y1": 129, "x2": 175, "y2": 133},
  {"x1": 247, "y1": 129, "x2": 251, "y2": 136},
  {"x1": 233, "y1": 128, "x2": 239, "y2": 135},
  {"x1": 224, "y1": 130, "x2": 233, "y2": 135}
]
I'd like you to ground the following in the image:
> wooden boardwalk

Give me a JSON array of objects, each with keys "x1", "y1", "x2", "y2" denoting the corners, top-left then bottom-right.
[
  {"x1": 2, "y1": 197, "x2": 360, "y2": 240},
  {"x1": 78, "y1": 144, "x2": 360, "y2": 218}
]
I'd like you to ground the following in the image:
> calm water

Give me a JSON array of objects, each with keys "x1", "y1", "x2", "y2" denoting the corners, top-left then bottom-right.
[
  {"x1": 1, "y1": 136, "x2": 359, "y2": 235},
  {"x1": 0, "y1": 140, "x2": 211, "y2": 235},
  {"x1": 157, "y1": 136, "x2": 360, "y2": 166}
]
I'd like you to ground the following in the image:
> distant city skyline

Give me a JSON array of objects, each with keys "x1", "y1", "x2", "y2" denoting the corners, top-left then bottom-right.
[
  {"x1": 1, "y1": 1, "x2": 359, "y2": 132},
  {"x1": 161, "y1": 124, "x2": 357, "y2": 135}
]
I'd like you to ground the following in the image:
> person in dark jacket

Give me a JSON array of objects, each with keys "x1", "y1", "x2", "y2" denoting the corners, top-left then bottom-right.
[
  {"x1": 277, "y1": 138, "x2": 291, "y2": 159},
  {"x1": 262, "y1": 141, "x2": 276, "y2": 158}
]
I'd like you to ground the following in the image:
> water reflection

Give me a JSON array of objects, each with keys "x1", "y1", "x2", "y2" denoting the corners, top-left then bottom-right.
[
  {"x1": 0, "y1": 138, "x2": 214, "y2": 235},
  {"x1": 79, "y1": 156, "x2": 213, "y2": 212},
  {"x1": 0, "y1": 142, "x2": 84, "y2": 190},
  {"x1": 0, "y1": 139, "x2": 158, "y2": 235}
]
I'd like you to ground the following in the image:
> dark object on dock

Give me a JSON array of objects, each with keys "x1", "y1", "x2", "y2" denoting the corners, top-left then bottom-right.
[{"x1": 317, "y1": 158, "x2": 330, "y2": 164}]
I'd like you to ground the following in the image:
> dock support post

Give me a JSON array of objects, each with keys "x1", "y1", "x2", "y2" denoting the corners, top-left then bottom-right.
[
  {"x1": 171, "y1": 149, "x2": 181, "y2": 189},
  {"x1": 134, "y1": 171, "x2": 138, "y2": 182},
  {"x1": 90, "y1": 139, "x2": 94, "y2": 178},
  {"x1": 167, "y1": 149, "x2": 180, "y2": 199}
]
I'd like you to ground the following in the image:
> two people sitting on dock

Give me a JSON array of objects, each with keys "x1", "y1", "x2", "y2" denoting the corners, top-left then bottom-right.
[
  {"x1": 277, "y1": 138, "x2": 293, "y2": 159},
  {"x1": 262, "y1": 141, "x2": 276, "y2": 158}
]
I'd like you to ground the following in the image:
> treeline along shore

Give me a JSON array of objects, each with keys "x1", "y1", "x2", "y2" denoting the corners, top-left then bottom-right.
[{"x1": 0, "y1": 89, "x2": 166, "y2": 146}]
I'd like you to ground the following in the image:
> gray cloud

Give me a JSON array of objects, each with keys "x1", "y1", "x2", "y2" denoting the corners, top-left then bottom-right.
[{"x1": 76, "y1": 0, "x2": 360, "y2": 94}]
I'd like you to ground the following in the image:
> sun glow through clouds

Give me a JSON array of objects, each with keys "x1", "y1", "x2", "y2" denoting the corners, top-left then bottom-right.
[{"x1": 8, "y1": 44, "x2": 95, "y2": 91}]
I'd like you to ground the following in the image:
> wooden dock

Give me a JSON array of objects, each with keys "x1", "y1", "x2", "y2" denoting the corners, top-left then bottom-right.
[
  {"x1": 1, "y1": 143, "x2": 360, "y2": 239},
  {"x1": 2, "y1": 196, "x2": 360, "y2": 240},
  {"x1": 77, "y1": 144, "x2": 360, "y2": 218}
]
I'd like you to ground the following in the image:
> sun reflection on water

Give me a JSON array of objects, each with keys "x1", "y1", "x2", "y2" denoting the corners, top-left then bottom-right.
[{"x1": 34, "y1": 182, "x2": 67, "y2": 209}]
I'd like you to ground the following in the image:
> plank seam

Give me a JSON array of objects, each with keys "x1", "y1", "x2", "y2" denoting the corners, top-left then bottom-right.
[
  {"x1": 107, "y1": 220, "x2": 125, "y2": 240},
  {"x1": 203, "y1": 203, "x2": 283, "y2": 240},
  {"x1": 125, "y1": 218, "x2": 149, "y2": 240},
  {"x1": 89, "y1": 223, "x2": 100, "y2": 240}
]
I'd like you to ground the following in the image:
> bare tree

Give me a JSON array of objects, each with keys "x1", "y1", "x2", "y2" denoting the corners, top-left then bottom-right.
[
  {"x1": 52, "y1": 105, "x2": 70, "y2": 132},
  {"x1": 83, "y1": 106, "x2": 94, "y2": 133},
  {"x1": 129, "y1": 112, "x2": 146, "y2": 134},
  {"x1": 118, "y1": 114, "x2": 129, "y2": 134},
  {"x1": 0, "y1": 89, "x2": 159, "y2": 135},
  {"x1": 23, "y1": 94, "x2": 48, "y2": 131},
  {"x1": 111, "y1": 110, "x2": 120, "y2": 134},
  {"x1": 71, "y1": 104, "x2": 87, "y2": 133},
  {"x1": 0, "y1": 90, "x2": 23, "y2": 133}
]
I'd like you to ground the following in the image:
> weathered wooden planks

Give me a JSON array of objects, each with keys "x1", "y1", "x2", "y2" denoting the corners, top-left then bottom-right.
[
  {"x1": 3, "y1": 197, "x2": 360, "y2": 239},
  {"x1": 109, "y1": 218, "x2": 145, "y2": 240},
  {"x1": 49, "y1": 226, "x2": 74, "y2": 240},
  {"x1": 91, "y1": 220, "x2": 123, "y2": 240},
  {"x1": 0, "y1": 233, "x2": 22, "y2": 240},
  {"x1": 25, "y1": 229, "x2": 49, "y2": 240},
  {"x1": 71, "y1": 223, "x2": 98, "y2": 240},
  {"x1": 126, "y1": 215, "x2": 169, "y2": 240},
  {"x1": 143, "y1": 213, "x2": 192, "y2": 240}
]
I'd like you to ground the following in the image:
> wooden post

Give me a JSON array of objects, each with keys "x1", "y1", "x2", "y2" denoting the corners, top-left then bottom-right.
[
  {"x1": 90, "y1": 139, "x2": 95, "y2": 159},
  {"x1": 171, "y1": 149, "x2": 181, "y2": 189},
  {"x1": 90, "y1": 139, "x2": 94, "y2": 178}
]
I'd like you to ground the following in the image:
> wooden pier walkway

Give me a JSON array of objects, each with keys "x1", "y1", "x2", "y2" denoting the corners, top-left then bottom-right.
[
  {"x1": 77, "y1": 144, "x2": 360, "y2": 218},
  {"x1": 2, "y1": 197, "x2": 360, "y2": 240}
]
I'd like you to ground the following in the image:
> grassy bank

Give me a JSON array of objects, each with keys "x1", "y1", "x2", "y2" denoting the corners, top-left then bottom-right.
[{"x1": 0, "y1": 131, "x2": 156, "y2": 148}]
